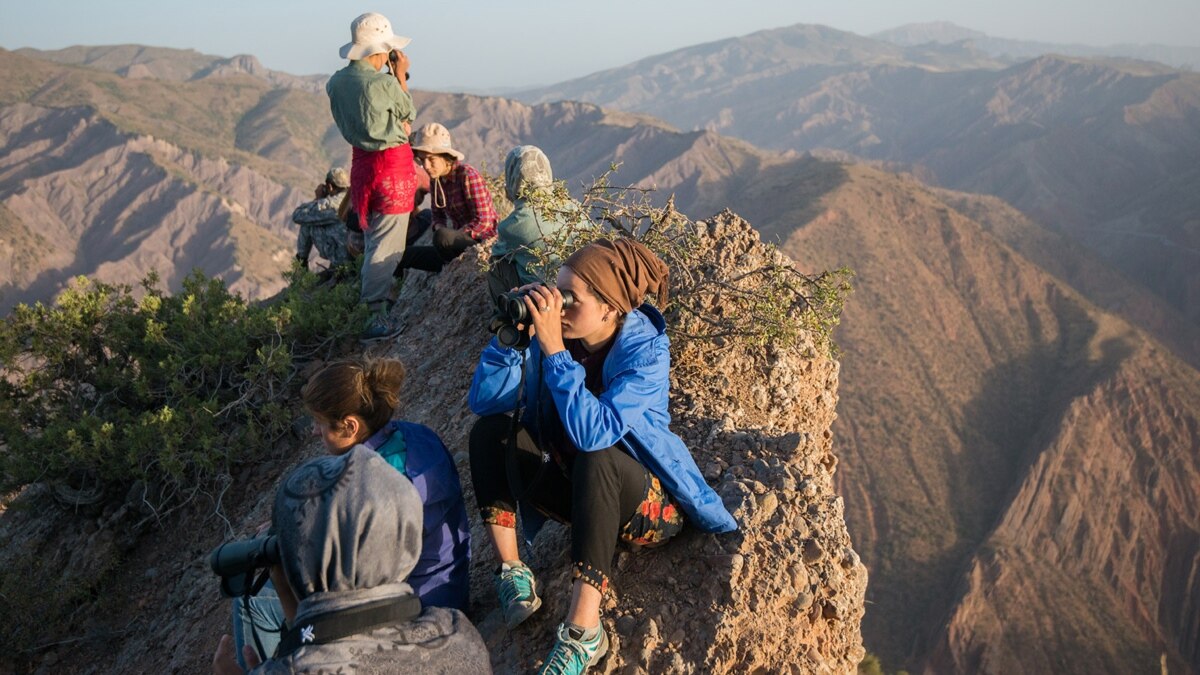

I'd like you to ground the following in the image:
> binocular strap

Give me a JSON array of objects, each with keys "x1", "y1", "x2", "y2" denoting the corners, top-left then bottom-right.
[
  {"x1": 274, "y1": 594, "x2": 422, "y2": 660},
  {"x1": 242, "y1": 573, "x2": 276, "y2": 664},
  {"x1": 506, "y1": 350, "x2": 551, "y2": 505}
]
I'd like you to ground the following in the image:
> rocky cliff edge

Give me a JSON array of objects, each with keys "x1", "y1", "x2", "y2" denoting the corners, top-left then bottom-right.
[
  {"x1": 384, "y1": 211, "x2": 867, "y2": 673},
  {"x1": 0, "y1": 211, "x2": 866, "y2": 674}
]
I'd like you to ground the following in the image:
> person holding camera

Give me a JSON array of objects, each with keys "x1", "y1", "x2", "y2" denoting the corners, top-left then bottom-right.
[
  {"x1": 467, "y1": 239, "x2": 737, "y2": 674},
  {"x1": 326, "y1": 12, "x2": 418, "y2": 342},
  {"x1": 292, "y1": 167, "x2": 351, "y2": 271},
  {"x1": 226, "y1": 357, "x2": 472, "y2": 667},
  {"x1": 392, "y1": 123, "x2": 497, "y2": 279},
  {"x1": 212, "y1": 445, "x2": 489, "y2": 674}
]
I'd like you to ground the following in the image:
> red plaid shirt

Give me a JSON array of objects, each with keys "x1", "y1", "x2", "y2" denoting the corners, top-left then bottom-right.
[{"x1": 430, "y1": 162, "x2": 497, "y2": 240}]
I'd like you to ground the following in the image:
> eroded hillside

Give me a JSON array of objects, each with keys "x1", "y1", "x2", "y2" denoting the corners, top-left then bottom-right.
[
  {"x1": 0, "y1": 102, "x2": 299, "y2": 311},
  {"x1": 765, "y1": 161, "x2": 1200, "y2": 673},
  {"x1": 3, "y1": 45, "x2": 1199, "y2": 674}
]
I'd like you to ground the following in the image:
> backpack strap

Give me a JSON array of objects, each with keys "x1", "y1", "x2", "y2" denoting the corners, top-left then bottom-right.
[{"x1": 274, "y1": 594, "x2": 422, "y2": 660}]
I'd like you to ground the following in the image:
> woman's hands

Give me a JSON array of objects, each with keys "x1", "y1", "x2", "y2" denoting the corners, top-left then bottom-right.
[
  {"x1": 518, "y1": 284, "x2": 566, "y2": 357},
  {"x1": 388, "y1": 50, "x2": 410, "y2": 91}
]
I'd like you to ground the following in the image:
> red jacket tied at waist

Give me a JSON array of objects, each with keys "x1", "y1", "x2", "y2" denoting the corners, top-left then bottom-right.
[{"x1": 351, "y1": 144, "x2": 418, "y2": 231}]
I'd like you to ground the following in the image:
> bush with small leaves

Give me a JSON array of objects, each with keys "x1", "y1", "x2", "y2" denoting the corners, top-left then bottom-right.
[
  {"x1": 0, "y1": 267, "x2": 366, "y2": 520},
  {"x1": 482, "y1": 165, "x2": 852, "y2": 356}
]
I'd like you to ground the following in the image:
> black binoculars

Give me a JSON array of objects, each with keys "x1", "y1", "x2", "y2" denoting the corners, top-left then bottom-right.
[{"x1": 489, "y1": 289, "x2": 576, "y2": 351}]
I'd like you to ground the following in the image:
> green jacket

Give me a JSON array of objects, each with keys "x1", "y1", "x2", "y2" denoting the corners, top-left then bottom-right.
[
  {"x1": 326, "y1": 60, "x2": 415, "y2": 151},
  {"x1": 491, "y1": 146, "x2": 574, "y2": 285}
]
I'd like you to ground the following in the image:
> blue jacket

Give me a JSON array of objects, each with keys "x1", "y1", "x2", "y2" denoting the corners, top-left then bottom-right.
[
  {"x1": 363, "y1": 421, "x2": 471, "y2": 611},
  {"x1": 468, "y1": 304, "x2": 737, "y2": 534}
]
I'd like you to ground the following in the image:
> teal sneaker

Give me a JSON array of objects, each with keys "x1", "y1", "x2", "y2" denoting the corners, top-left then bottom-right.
[
  {"x1": 495, "y1": 561, "x2": 542, "y2": 628},
  {"x1": 359, "y1": 312, "x2": 402, "y2": 344},
  {"x1": 537, "y1": 622, "x2": 609, "y2": 675}
]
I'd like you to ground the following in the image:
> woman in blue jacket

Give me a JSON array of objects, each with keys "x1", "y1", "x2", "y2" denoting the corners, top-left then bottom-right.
[{"x1": 468, "y1": 238, "x2": 737, "y2": 675}]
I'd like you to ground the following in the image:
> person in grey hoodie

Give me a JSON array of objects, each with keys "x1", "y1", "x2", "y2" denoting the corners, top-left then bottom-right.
[
  {"x1": 212, "y1": 446, "x2": 489, "y2": 674},
  {"x1": 486, "y1": 145, "x2": 575, "y2": 301}
]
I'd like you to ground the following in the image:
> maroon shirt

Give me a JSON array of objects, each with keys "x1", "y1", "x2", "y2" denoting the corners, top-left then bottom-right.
[{"x1": 430, "y1": 163, "x2": 498, "y2": 240}]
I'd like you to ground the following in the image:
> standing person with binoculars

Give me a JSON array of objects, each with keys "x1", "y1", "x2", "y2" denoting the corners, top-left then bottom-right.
[
  {"x1": 326, "y1": 12, "x2": 419, "y2": 342},
  {"x1": 467, "y1": 239, "x2": 738, "y2": 674}
]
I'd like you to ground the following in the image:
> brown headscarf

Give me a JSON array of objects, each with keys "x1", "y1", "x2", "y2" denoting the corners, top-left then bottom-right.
[{"x1": 563, "y1": 238, "x2": 670, "y2": 314}]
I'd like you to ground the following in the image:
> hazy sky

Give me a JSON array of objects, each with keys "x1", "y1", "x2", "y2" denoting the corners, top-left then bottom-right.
[{"x1": 2, "y1": 0, "x2": 1198, "y2": 89}]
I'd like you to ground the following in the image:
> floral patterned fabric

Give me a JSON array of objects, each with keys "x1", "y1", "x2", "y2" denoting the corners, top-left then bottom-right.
[
  {"x1": 482, "y1": 506, "x2": 518, "y2": 529},
  {"x1": 620, "y1": 475, "x2": 684, "y2": 547}
]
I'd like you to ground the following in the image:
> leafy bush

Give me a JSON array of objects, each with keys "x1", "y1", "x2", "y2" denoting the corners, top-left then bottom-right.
[
  {"x1": 485, "y1": 164, "x2": 852, "y2": 354},
  {"x1": 0, "y1": 267, "x2": 366, "y2": 518},
  {"x1": 858, "y1": 652, "x2": 884, "y2": 675}
]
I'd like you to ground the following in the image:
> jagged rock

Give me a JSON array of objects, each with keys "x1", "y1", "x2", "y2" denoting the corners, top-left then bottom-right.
[
  {"x1": 0, "y1": 210, "x2": 864, "y2": 674},
  {"x1": 378, "y1": 211, "x2": 866, "y2": 673}
]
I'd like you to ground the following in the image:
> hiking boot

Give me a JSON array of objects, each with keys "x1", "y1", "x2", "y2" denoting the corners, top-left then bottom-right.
[
  {"x1": 495, "y1": 561, "x2": 541, "y2": 628},
  {"x1": 537, "y1": 622, "x2": 609, "y2": 675},
  {"x1": 359, "y1": 312, "x2": 402, "y2": 343}
]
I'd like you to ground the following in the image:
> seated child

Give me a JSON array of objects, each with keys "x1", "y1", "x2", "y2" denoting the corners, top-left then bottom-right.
[
  {"x1": 394, "y1": 123, "x2": 497, "y2": 278},
  {"x1": 230, "y1": 356, "x2": 470, "y2": 666}
]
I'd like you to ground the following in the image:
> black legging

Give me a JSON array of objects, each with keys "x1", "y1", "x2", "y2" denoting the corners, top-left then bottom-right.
[
  {"x1": 469, "y1": 414, "x2": 648, "y2": 594},
  {"x1": 394, "y1": 227, "x2": 477, "y2": 277}
]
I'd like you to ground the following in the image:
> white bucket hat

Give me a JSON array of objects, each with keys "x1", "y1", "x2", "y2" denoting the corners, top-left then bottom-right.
[
  {"x1": 410, "y1": 123, "x2": 465, "y2": 161},
  {"x1": 325, "y1": 167, "x2": 350, "y2": 189},
  {"x1": 339, "y1": 12, "x2": 411, "y2": 60}
]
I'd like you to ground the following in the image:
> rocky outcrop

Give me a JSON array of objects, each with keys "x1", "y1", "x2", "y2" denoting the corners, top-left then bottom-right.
[
  {"x1": 0, "y1": 211, "x2": 865, "y2": 674},
  {"x1": 386, "y1": 211, "x2": 866, "y2": 673}
]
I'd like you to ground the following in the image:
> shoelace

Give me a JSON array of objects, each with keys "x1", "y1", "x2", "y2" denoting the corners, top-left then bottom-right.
[
  {"x1": 498, "y1": 568, "x2": 532, "y2": 607},
  {"x1": 541, "y1": 635, "x2": 591, "y2": 675}
]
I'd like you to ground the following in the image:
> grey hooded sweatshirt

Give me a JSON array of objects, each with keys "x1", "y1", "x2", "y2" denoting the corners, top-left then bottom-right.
[
  {"x1": 490, "y1": 145, "x2": 575, "y2": 286},
  {"x1": 253, "y1": 446, "x2": 490, "y2": 674}
]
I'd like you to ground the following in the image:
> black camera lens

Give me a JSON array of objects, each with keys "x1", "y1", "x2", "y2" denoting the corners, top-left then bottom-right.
[
  {"x1": 210, "y1": 535, "x2": 281, "y2": 578},
  {"x1": 210, "y1": 535, "x2": 282, "y2": 598}
]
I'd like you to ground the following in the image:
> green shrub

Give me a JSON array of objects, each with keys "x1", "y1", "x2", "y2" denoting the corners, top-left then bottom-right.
[
  {"x1": 484, "y1": 164, "x2": 852, "y2": 355},
  {"x1": 0, "y1": 267, "x2": 365, "y2": 518},
  {"x1": 858, "y1": 652, "x2": 884, "y2": 675}
]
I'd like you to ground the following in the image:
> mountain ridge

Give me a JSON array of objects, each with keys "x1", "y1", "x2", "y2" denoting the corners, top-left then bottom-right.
[
  {"x1": 2, "y1": 44, "x2": 1198, "y2": 673},
  {"x1": 766, "y1": 161, "x2": 1199, "y2": 672},
  {"x1": 510, "y1": 30, "x2": 1200, "y2": 340},
  {"x1": 874, "y1": 21, "x2": 1200, "y2": 69},
  {"x1": 13, "y1": 44, "x2": 328, "y2": 92}
]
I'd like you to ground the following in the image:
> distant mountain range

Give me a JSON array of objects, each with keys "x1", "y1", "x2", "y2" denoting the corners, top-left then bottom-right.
[
  {"x1": 13, "y1": 44, "x2": 327, "y2": 91},
  {"x1": 2, "y1": 42, "x2": 1198, "y2": 674},
  {"x1": 874, "y1": 21, "x2": 1200, "y2": 70},
  {"x1": 514, "y1": 23, "x2": 1200, "y2": 340}
]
